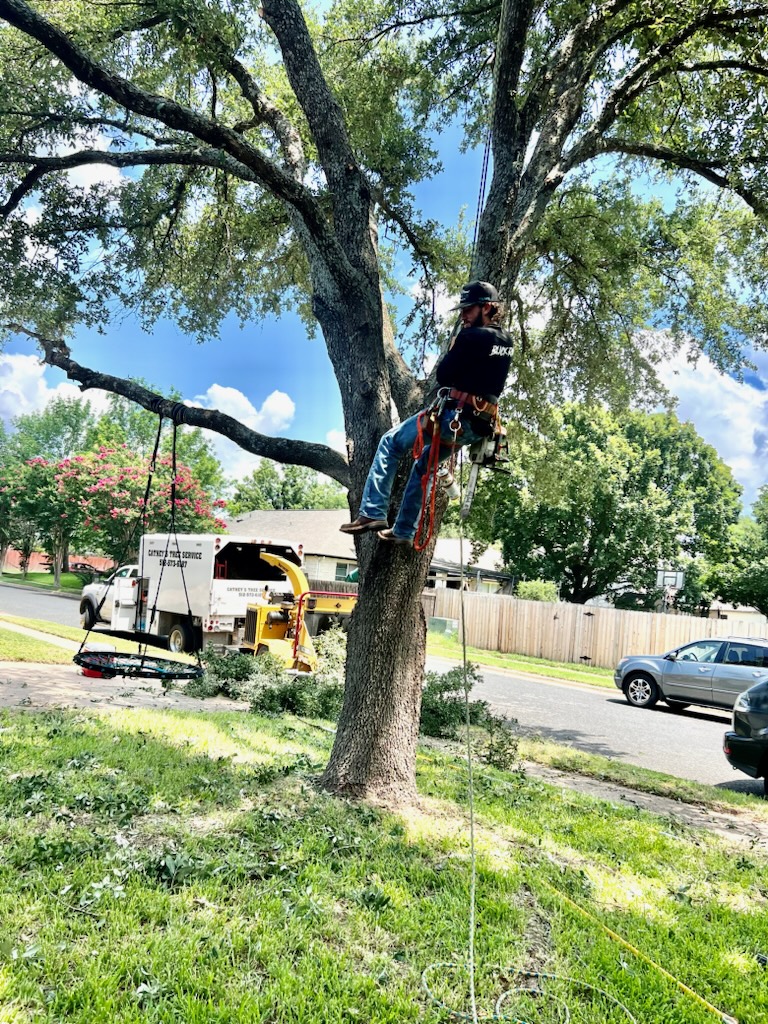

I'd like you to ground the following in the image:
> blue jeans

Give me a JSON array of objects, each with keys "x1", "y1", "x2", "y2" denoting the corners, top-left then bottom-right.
[{"x1": 358, "y1": 407, "x2": 484, "y2": 540}]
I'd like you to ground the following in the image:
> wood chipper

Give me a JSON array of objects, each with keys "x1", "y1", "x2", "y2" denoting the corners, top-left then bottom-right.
[{"x1": 240, "y1": 552, "x2": 357, "y2": 672}]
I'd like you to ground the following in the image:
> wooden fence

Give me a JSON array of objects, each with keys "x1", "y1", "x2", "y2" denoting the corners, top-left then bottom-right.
[{"x1": 425, "y1": 590, "x2": 768, "y2": 669}]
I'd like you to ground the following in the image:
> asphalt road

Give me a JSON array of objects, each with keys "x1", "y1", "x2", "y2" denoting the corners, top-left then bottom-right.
[
  {"x1": 427, "y1": 655, "x2": 763, "y2": 796},
  {"x1": 0, "y1": 583, "x2": 761, "y2": 796}
]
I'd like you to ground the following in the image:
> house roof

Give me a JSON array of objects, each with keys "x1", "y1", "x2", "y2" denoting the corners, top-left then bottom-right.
[
  {"x1": 228, "y1": 509, "x2": 508, "y2": 578},
  {"x1": 229, "y1": 509, "x2": 356, "y2": 560}
]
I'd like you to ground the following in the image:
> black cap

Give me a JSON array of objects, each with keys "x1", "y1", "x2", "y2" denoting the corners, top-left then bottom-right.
[{"x1": 451, "y1": 280, "x2": 500, "y2": 309}]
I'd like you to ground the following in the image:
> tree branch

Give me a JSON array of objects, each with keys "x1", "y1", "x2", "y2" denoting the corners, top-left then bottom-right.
[
  {"x1": 5, "y1": 323, "x2": 351, "y2": 488},
  {"x1": 596, "y1": 138, "x2": 768, "y2": 217},
  {"x1": 0, "y1": 0, "x2": 358, "y2": 291},
  {"x1": 0, "y1": 145, "x2": 266, "y2": 218}
]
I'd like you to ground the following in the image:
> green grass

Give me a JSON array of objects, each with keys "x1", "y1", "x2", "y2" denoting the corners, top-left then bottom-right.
[
  {"x1": 0, "y1": 628, "x2": 73, "y2": 663},
  {"x1": 427, "y1": 630, "x2": 615, "y2": 687},
  {"x1": 0, "y1": 707, "x2": 764, "y2": 1024},
  {"x1": 1, "y1": 571, "x2": 86, "y2": 593},
  {"x1": 0, "y1": 615, "x2": 196, "y2": 666}
]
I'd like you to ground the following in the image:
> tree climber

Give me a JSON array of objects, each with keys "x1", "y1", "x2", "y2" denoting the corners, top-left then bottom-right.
[{"x1": 341, "y1": 281, "x2": 513, "y2": 548}]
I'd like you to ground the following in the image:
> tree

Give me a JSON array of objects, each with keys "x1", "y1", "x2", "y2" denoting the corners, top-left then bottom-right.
[
  {"x1": 708, "y1": 496, "x2": 768, "y2": 616},
  {"x1": 70, "y1": 447, "x2": 227, "y2": 564},
  {"x1": 86, "y1": 392, "x2": 226, "y2": 496},
  {"x1": 229, "y1": 463, "x2": 347, "y2": 515},
  {"x1": 7, "y1": 396, "x2": 95, "y2": 462},
  {"x1": 1, "y1": 0, "x2": 768, "y2": 800},
  {"x1": 466, "y1": 406, "x2": 741, "y2": 603},
  {"x1": 13, "y1": 456, "x2": 85, "y2": 586}
]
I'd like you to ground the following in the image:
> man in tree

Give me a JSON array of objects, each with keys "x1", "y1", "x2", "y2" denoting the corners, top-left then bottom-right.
[{"x1": 341, "y1": 282, "x2": 513, "y2": 546}]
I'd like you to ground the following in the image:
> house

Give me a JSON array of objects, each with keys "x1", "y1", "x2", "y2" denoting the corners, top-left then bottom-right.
[{"x1": 228, "y1": 509, "x2": 512, "y2": 593}]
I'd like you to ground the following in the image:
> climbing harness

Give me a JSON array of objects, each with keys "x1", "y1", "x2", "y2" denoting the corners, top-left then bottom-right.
[
  {"x1": 412, "y1": 389, "x2": 462, "y2": 551},
  {"x1": 73, "y1": 408, "x2": 203, "y2": 682},
  {"x1": 410, "y1": 387, "x2": 508, "y2": 549}
]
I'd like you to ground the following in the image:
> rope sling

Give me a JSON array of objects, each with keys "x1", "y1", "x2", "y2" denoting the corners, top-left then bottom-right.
[{"x1": 73, "y1": 412, "x2": 204, "y2": 681}]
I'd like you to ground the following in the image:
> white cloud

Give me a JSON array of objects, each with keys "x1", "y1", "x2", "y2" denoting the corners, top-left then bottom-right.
[
  {"x1": 191, "y1": 384, "x2": 297, "y2": 482},
  {"x1": 658, "y1": 350, "x2": 768, "y2": 513},
  {"x1": 0, "y1": 352, "x2": 110, "y2": 427},
  {"x1": 325, "y1": 428, "x2": 346, "y2": 453}
]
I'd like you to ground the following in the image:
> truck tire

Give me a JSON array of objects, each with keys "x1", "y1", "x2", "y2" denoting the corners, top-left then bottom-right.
[
  {"x1": 168, "y1": 622, "x2": 194, "y2": 654},
  {"x1": 81, "y1": 602, "x2": 97, "y2": 630}
]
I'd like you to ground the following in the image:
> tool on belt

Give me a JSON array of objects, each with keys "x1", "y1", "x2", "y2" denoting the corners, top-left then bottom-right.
[{"x1": 411, "y1": 389, "x2": 508, "y2": 548}]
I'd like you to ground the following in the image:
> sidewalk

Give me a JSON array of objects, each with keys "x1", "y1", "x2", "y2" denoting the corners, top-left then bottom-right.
[{"x1": 0, "y1": 620, "x2": 246, "y2": 713}]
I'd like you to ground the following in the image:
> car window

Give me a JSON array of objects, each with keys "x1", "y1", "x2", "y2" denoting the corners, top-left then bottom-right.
[
  {"x1": 677, "y1": 640, "x2": 723, "y2": 663},
  {"x1": 730, "y1": 643, "x2": 768, "y2": 668}
]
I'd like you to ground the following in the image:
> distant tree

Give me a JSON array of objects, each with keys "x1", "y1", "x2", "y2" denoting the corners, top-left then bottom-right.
[
  {"x1": 0, "y1": 459, "x2": 16, "y2": 572},
  {"x1": 466, "y1": 406, "x2": 741, "y2": 604},
  {"x1": 86, "y1": 391, "x2": 226, "y2": 495},
  {"x1": 229, "y1": 463, "x2": 346, "y2": 515},
  {"x1": 14, "y1": 457, "x2": 84, "y2": 586},
  {"x1": 8, "y1": 396, "x2": 95, "y2": 461},
  {"x1": 11, "y1": 518, "x2": 37, "y2": 578},
  {"x1": 707, "y1": 499, "x2": 768, "y2": 616},
  {"x1": 515, "y1": 580, "x2": 558, "y2": 603}
]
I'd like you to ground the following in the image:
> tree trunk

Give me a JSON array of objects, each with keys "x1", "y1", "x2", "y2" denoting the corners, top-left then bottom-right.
[{"x1": 321, "y1": 539, "x2": 431, "y2": 804}]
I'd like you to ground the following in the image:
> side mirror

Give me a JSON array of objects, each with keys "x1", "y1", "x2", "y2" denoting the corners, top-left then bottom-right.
[{"x1": 665, "y1": 652, "x2": 677, "y2": 662}]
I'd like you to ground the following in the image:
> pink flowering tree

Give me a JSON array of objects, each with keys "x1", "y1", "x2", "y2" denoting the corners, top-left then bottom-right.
[
  {"x1": 13, "y1": 458, "x2": 84, "y2": 585},
  {"x1": 8, "y1": 448, "x2": 226, "y2": 583},
  {"x1": 72, "y1": 447, "x2": 227, "y2": 565}
]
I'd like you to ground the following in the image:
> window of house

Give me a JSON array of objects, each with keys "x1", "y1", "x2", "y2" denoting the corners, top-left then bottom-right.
[{"x1": 335, "y1": 562, "x2": 353, "y2": 581}]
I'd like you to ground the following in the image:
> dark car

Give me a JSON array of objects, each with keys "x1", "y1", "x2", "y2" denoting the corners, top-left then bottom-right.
[
  {"x1": 614, "y1": 635, "x2": 768, "y2": 713},
  {"x1": 723, "y1": 681, "x2": 768, "y2": 796}
]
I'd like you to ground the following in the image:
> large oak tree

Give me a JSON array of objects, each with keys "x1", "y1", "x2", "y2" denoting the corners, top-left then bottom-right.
[{"x1": 1, "y1": 0, "x2": 768, "y2": 801}]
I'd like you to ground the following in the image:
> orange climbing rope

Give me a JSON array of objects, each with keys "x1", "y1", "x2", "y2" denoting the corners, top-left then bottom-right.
[{"x1": 412, "y1": 395, "x2": 462, "y2": 551}]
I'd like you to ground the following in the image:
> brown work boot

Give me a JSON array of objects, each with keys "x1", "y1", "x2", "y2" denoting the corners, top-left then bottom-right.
[
  {"x1": 378, "y1": 528, "x2": 413, "y2": 548},
  {"x1": 339, "y1": 516, "x2": 389, "y2": 535}
]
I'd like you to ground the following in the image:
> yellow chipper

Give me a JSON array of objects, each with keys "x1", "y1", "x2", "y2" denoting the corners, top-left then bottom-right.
[{"x1": 240, "y1": 552, "x2": 357, "y2": 672}]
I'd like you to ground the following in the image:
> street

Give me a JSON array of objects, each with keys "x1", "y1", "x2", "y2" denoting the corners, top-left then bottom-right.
[
  {"x1": 0, "y1": 583, "x2": 762, "y2": 796},
  {"x1": 427, "y1": 655, "x2": 763, "y2": 796}
]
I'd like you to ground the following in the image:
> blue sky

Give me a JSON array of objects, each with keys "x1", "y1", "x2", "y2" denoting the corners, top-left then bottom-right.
[{"x1": 1, "y1": 141, "x2": 767, "y2": 511}]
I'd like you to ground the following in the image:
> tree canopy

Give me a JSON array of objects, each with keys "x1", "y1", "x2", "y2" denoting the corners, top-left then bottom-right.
[
  {"x1": 228, "y1": 462, "x2": 347, "y2": 515},
  {"x1": 465, "y1": 406, "x2": 742, "y2": 603},
  {"x1": 1, "y1": 0, "x2": 768, "y2": 799}
]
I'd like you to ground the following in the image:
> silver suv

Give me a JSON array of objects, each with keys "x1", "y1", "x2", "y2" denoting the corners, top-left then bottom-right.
[{"x1": 614, "y1": 636, "x2": 768, "y2": 712}]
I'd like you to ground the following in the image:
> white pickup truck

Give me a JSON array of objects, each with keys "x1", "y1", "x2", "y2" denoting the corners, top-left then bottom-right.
[
  {"x1": 80, "y1": 532, "x2": 303, "y2": 653},
  {"x1": 80, "y1": 565, "x2": 139, "y2": 628}
]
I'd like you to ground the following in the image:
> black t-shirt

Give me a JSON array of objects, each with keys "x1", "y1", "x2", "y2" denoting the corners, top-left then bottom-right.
[{"x1": 435, "y1": 323, "x2": 513, "y2": 400}]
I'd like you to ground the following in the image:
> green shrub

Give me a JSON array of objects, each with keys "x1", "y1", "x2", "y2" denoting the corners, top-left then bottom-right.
[
  {"x1": 312, "y1": 626, "x2": 347, "y2": 677},
  {"x1": 420, "y1": 663, "x2": 489, "y2": 739},
  {"x1": 515, "y1": 580, "x2": 559, "y2": 602},
  {"x1": 189, "y1": 645, "x2": 285, "y2": 701},
  {"x1": 248, "y1": 673, "x2": 344, "y2": 719},
  {"x1": 479, "y1": 716, "x2": 521, "y2": 771}
]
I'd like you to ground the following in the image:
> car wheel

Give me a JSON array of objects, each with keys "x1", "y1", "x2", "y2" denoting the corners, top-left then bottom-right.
[
  {"x1": 168, "y1": 622, "x2": 194, "y2": 654},
  {"x1": 665, "y1": 698, "x2": 690, "y2": 712},
  {"x1": 81, "y1": 602, "x2": 97, "y2": 630},
  {"x1": 623, "y1": 673, "x2": 660, "y2": 708}
]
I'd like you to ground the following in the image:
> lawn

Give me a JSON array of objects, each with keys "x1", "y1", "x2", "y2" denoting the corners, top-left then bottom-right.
[
  {"x1": 0, "y1": 707, "x2": 764, "y2": 1024},
  {"x1": 0, "y1": 571, "x2": 87, "y2": 594},
  {"x1": 426, "y1": 631, "x2": 615, "y2": 688}
]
